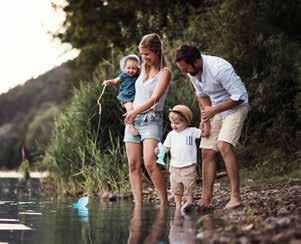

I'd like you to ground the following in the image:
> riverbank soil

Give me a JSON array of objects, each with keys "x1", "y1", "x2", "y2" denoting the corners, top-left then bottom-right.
[
  {"x1": 194, "y1": 178, "x2": 301, "y2": 243},
  {"x1": 141, "y1": 171, "x2": 300, "y2": 243}
]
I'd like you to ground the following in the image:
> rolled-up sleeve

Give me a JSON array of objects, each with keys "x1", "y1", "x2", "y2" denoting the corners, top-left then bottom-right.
[{"x1": 216, "y1": 65, "x2": 248, "y2": 102}]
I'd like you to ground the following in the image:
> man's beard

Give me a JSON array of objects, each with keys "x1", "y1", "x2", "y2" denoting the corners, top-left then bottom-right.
[{"x1": 188, "y1": 64, "x2": 199, "y2": 76}]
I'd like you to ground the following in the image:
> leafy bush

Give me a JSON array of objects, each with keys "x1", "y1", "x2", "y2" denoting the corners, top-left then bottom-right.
[{"x1": 25, "y1": 103, "x2": 59, "y2": 159}]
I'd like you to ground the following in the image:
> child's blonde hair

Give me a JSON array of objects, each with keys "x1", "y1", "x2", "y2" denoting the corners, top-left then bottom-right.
[
  {"x1": 139, "y1": 33, "x2": 167, "y2": 80},
  {"x1": 169, "y1": 111, "x2": 188, "y2": 125}
]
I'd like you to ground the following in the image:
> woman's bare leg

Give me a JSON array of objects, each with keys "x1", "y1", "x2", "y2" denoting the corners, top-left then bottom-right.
[
  {"x1": 126, "y1": 142, "x2": 143, "y2": 206},
  {"x1": 143, "y1": 139, "x2": 168, "y2": 207}
]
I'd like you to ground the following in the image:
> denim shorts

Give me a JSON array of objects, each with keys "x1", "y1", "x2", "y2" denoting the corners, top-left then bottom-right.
[{"x1": 124, "y1": 111, "x2": 163, "y2": 143}]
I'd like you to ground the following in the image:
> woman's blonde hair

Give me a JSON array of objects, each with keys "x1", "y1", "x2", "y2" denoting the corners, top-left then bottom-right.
[{"x1": 139, "y1": 33, "x2": 167, "y2": 80}]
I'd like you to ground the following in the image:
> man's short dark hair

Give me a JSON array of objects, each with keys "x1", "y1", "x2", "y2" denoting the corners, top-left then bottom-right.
[{"x1": 174, "y1": 45, "x2": 201, "y2": 65}]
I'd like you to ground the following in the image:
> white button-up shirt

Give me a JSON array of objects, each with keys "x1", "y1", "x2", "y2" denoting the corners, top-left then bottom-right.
[{"x1": 188, "y1": 54, "x2": 248, "y2": 118}]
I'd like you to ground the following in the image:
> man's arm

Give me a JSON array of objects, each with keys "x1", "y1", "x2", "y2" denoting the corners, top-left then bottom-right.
[
  {"x1": 201, "y1": 98, "x2": 242, "y2": 120},
  {"x1": 198, "y1": 96, "x2": 211, "y2": 137},
  {"x1": 198, "y1": 96, "x2": 211, "y2": 111},
  {"x1": 201, "y1": 63, "x2": 247, "y2": 120}
]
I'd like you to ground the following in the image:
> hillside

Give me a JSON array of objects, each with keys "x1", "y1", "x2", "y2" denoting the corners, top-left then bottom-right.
[{"x1": 0, "y1": 63, "x2": 71, "y2": 168}]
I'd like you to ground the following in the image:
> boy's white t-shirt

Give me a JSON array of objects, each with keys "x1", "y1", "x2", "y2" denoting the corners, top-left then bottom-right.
[{"x1": 163, "y1": 127, "x2": 201, "y2": 168}]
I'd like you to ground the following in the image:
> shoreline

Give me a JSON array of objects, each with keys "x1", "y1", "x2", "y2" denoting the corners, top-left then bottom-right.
[{"x1": 0, "y1": 171, "x2": 49, "y2": 178}]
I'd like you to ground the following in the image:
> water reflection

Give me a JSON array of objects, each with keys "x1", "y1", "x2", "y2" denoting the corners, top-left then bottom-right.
[
  {"x1": 128, "y1": 206, "x2": 142, "y2": 244},
  {"x1": 0, "y1": 179, "x2": 213, "y2": 243},
  {"x1": 197, "y1": 215, "x2": 225, "y2": 241},
  {"x1": 76, "y1": 208, "x2": 89, "y2": 223},
  {"x1": 128, "y1": 205, "x2": 166, "y2": 244},
  {"x1": 169, "y1": 208, "x2": 197, "y2": 244},
  {"x1": 72, "y1": 196, "x2": 89, "y2": 223}
]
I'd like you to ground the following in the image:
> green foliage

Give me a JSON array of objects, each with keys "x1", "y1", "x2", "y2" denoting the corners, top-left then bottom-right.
[
  {"x1": 239, "y1": 144, "x2": 301, "y2": 184},
  {"x1": 0, "y1": 122, "x2": 24, "y2": 169},
  {"x1": 182, "y1": 0, "x2": 299, "y2": 151},
  {"x1": 42, "y1": 63, "x2": 129, "y2": 195},
  {"x1": 0, "y1": 65, "x2": 70, "y2": 167},
  {"x1": 54, "y1": 0, "x2": 198, "y2": 87},
  {"x1": 40, "y1": 0, "x2": 300, "y2": 194},
  {"x1": 1, "y1": 0, "x2": 299, "y2": 193},
  {"x1": 25, "y1": 103, "x2": 59, "y2": 156}
]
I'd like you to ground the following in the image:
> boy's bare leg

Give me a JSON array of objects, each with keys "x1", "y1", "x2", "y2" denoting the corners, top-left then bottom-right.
[
  {"x1": 174, "y1": 194, "x2": 182, "y2": 211},
  {"x1": 124, "y1": 102, "x2": 139, "y2": 136},
  {"x1": 185, "y1": 195, "x2": 194, "y2": 205}
]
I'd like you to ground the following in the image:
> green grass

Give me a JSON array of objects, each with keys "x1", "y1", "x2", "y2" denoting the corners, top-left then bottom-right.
[{"x1": 240, "y1": 159, "x2": 301, "y2": 185}]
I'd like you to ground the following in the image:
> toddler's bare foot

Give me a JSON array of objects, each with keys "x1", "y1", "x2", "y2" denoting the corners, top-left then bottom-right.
[{"x1": 128, "y1": 124, "x2": 139, "y2": 136}]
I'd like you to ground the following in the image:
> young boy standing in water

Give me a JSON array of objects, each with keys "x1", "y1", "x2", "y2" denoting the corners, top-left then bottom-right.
[{"x1": 156, "y1": 105, "x2": 204, "y2": 213}]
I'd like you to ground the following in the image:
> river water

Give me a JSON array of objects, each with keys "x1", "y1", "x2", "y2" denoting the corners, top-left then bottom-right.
[{"x1": 0, "y1": 178, "x2": 200, "y2": 244}]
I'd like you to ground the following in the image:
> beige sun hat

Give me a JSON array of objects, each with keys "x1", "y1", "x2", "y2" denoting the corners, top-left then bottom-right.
[
  {"x1": 169, "y1": 104, "x2": 193, "y2": 125},
  {"x1": 119, "y1": 54, "x2": 141, "y2": 71}
]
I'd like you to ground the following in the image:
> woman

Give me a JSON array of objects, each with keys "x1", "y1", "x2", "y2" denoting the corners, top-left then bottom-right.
[{"x1": 124, "y1": 33, "x2": 171, "y2": 207}]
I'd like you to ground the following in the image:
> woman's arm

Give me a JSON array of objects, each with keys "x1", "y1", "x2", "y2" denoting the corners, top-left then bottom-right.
[{"x1": 124, "y1": 69, "x2": 171, "y2": 123}]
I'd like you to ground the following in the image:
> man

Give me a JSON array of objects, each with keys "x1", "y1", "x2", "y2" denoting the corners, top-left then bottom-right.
[{"x1": 175, "y1": 45, "x2": 248, "y2": 209}]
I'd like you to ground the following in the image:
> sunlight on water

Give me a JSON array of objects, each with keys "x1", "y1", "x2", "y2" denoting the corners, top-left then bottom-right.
[
  {"x1": 0, "y1": 178, "x2": 225, "y2": 244},
  {"x1": 0, "y1": 224, "x2": 31, "y2": 230}
]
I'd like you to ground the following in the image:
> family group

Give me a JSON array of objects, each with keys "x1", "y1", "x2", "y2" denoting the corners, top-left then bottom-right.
[{"x1": 103, "y1": 33, "x2": 248, "y2": 213}]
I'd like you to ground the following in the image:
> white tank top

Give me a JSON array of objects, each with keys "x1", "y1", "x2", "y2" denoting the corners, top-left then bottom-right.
[{"x1": 133, "y1": 68, "x2": 170, "y2": 112}]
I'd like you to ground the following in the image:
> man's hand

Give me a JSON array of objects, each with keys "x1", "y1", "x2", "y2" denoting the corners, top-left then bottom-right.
[{"x1": 201, "y1": 106, "x2": 217, "y2": 121}]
